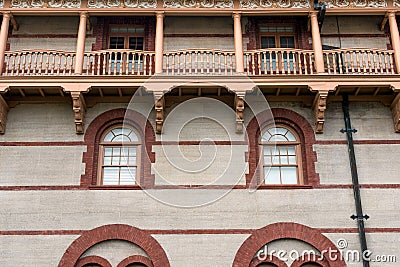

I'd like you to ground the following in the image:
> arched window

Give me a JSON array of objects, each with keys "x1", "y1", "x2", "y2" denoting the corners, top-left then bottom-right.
[
  {"x1": 99, "y1": 126, "x2": 140, "y2": 185},
  {"x1": 260, "y1": 126, "x2": 302, "y2": 184}
]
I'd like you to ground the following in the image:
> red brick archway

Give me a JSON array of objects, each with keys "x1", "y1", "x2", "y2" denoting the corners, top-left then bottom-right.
[
  {"x1": 117, "y1": 255, "x2": 153, "y2": 267},
  {"x1": 58, "y1": 224, "x2": 170, "y2": 267},
  {"x1": 246, "y1": 108, "x2": 319, "y2": 187},
  {"x1": 232, "y1": 222, "x2": 346, "y2": 267},
  {"x1": 81, "y1": 108, "x2": 156, "y2": 187}
]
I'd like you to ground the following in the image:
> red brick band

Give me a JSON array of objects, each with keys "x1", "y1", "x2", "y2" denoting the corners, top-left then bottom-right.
[{"x1": 58, "y1": 224, "x2": 170, "y2": 267}]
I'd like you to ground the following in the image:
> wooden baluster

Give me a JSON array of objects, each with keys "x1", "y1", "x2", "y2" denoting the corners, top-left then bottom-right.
[
  {"x1": 9, "y1": 54, "x2": 15, "y2": 76},
  {"x1": 268, "y1": 51, "x2": 273, "y2": 75},
  {"x1": 342, "y1": 51, "x2": 348, "y2": 73},
  {"x1": 384, "y1": 52, "x2": 390, "y2": 74},
  {"x1": 361, "y1": 51, "x2": 366, "y2": 73},
  {"x1": 143, "y1": 54, "x2": 147, "y2": 76},
  {"x1": 256, "y1": 52, "x2": 261, "y2": 75},
  {"x1": 182, "y1": 52, "x2": 186, "y2": 75},
  {"x1": 149, "y1": 53, "x2": 153, "y2": 75},
  {"x1": 211, "y1": 51, "x2": 215, "y2": 75},
  {"x1": 379, "y1": 52, "x2": 384, "y2": 74},
  {"x1": 96, "y1": 53, "x2": 100, "y2": 75},
  {"x1": 206, "y1": 52, "x2": 209, "y2": 74},
  {"x1": 332, "y1": 52, "x2": 337, "y2": 75},
  {"x1": 292, "y1": 52, "x2": 297, "y2": 75},
  {"x1": 296, "y1": 52, "x2": 301, "y2": 74},
  {"x1": 26, "y1": 53, "x2": 32, "y2": 75},
  {"x1": 218, "y1": 52, "x2": 221, "y2": 75},
  {"x1": 230, "y1": 53, "x2": 233, "y2": 75},
  {"x1": 366, "y1": 51, "x2": 371, "y2": 73},
  {"x1": 355, "y1": 50, "x2": 360, "y2": 73},
  {"x1": 349, "y1": 51, "x2": 354, "y2": 73},
  {"x1": 389, "y1": 52, "x2": 395, "y2": 74},
  {"x1": 57, "y1": 54, "x2": 62, "y2": 75},
  {"x1": 250, "y1": 53, "x2": 254, "y2": 75},
  {"x1": 63, "y1": 54, "x2": 68, "y2": 75},
  {"x1": 336, "y1": 51, "x2": 342, "y2": 74}
]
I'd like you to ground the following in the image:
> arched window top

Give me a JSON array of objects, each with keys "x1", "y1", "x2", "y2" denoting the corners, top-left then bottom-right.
[
  {"x1": 262, "y1": 126, "x2": 297, "y2": 142},
  {"x1": 103, "y1": 127, "x2": 139, "y2": 143}
]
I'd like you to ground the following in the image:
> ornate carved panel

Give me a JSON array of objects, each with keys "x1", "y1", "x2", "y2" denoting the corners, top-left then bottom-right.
[
  {"x1": 163, "y1": 0, "x2": 234, "y2": 8},
  {"x1": 87, "y1": 0, "x2": 156, "y2": 7},
  {"x1": 11, "y1": 0, "x2": 81, "y2": 7},
  {"x1": 235, "y1": 95, "x2": 244, "y2": 133},
  {"x1": 325, "y1": 0, "x2": 386, "y2": 8},
  {"x1": 0, "y1": 0, "x2": 4, "y2": 7},
  {"x1": 155, "y1": 96, "x2": 164, "y2": 134},
  {"x1": 394, "y1": 0, "x2": 400, "y2": 7},
  {"x1": 240, "y1": 0, "x2": 310, "y2": 8}
]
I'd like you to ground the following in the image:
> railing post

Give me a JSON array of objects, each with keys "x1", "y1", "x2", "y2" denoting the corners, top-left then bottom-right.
[
  {"x1": 310, "y1": 12, "x2": 325, "y2": 74},
  {"x1": 74, "y1": 12, "x2": 88, "y2": 75},
  {"x1": 0, "y1": 13, "x2": 11, "y2": 73},
  {"x1": 155, "y1": 11, "x2": 164, "y2": 74},
  {"x1": 388, "y1": 11, "x2": 400, "y2": 74},
  {"x1": 233, "y1": 12, "x2": 244, "y2": 73}
]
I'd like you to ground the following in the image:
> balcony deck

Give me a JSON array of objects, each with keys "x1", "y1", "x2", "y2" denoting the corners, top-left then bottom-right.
[{"x1": 2, "y1": 48, "x2": 397, "y2": 77}]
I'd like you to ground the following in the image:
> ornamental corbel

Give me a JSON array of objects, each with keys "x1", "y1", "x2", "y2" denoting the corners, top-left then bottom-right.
[
  {"x1": 235, "y1": 93, "x2": 245, "y2": 133},
  {"x1": 391, "y1": 93, "x2": 400, "y2": 133},
  {"x1": 0, "y1": 94, "x2": 9, "y2": 134},
  {"x1": 71, "y1": 91, "x2": 86, "y2": 134},
  {"x1": 154, "y1": 92, "x2": 164, "y2": 134},
  {"x1": 312, "y1": 91, "x2": 329, "y2": 134}
]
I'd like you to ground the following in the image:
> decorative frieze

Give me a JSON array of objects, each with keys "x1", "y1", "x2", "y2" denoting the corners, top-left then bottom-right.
[
  {"x1": 394, "y1": 0, "x2": 400, "y2": 7},
  {"x1": 325, "y1": 0, "x2": 386, "y2": 8},
  {"x1": 87, "y1": 0, "x2": 156, "y2": 7},
  {"x1": 240, "y1": 0, "x2": 310, "y2": 9},
  {"x1": 164, "y1": 0, "x2": 233, "y2": 8},
  {"x1": 11, "y1": 0, "x2": 81, "y2": 8}
]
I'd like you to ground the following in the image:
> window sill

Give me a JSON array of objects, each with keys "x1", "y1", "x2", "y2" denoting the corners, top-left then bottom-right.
[
  {"x1": 89, "y1": 185, "x2": 142, "y2": 190},
  {"x1": 256, "y1": 184, "x2": 312, "y2": 189}
]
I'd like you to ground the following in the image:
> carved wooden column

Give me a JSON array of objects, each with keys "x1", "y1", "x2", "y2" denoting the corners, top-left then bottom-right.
[
  {"x1": 74, "y1": 12, "x2": 88, "y2": 75},
  {"x1": 391, "y1": 93, "x2": 400, "y2": 132},
  {"x1": 0, "y1": 94, "x2": 9, "y2": 134},
  {"x1": 233, "y1": 12, "x2": 244, "y2": 73},
  {"x1": 388, "y1": 12, "x2": 400, "y2": 74},
  {"x1": 71, "y1": 92, "x2": 86, "y2": 134},
  {"x1": 155, "y1": 12, "x2": 164, "y2": 74},
  {"x1": 312, "y1": 91, "x2": 328, "y2": 133},
  {"x1": 309, "y1": 12, "x2": 324, "y2": 74},
  {"x1": 0, "y1": 13, "x2": 11, "y2": 74}
]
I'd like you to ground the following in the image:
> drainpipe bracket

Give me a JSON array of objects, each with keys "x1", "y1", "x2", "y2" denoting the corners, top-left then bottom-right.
[
  {"x1": 350, "y1": 214, "x2": 370, "y2": 220},
  {"x1": 340, "y1": 128, "x2": 357, "y2": 133}
]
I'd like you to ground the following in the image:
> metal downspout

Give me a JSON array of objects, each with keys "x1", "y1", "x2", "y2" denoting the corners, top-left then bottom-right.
[{"x1": 341, "y1": 94, "x2": 370, "y2": 267}]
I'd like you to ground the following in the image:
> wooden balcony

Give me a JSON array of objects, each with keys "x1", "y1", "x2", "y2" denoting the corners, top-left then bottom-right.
[{"x1": 1, "y1": 48, "x2": 397, "y2": 77}]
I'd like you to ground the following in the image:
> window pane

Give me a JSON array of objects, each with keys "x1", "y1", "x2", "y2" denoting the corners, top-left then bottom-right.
[
  {"x1": 109, "y1": 37, "x2": 124, "y2": 49},
  {"x1": 261, "y1": 36, "x2": 276, "y2": 49},
  {"x1": 129, "y1": 37, "x2": 144, "y2": 50},
  {"x1": 280, "y1": 155, "x2": 288, "y2": 164},
  {"x1": 104, "y1": 147, "x2": 112, "y2": 156},
  {"x1": 120, "y1": 167, "x2": 135, "y2": 185},
  {"x1": 281, "y1": 167, "x2": 297, "y2": 184},
  {"x1": 279, "y1": 147, "x2": 287, "y2": 155},
  {"x1": 120, "y1": 155, "x2": 128, "y2": 165},
  {"x1": 112, "y1": 147, "x2": 120, "y2": 156},
  {"x1": 288, "y1": 147, "x2": 295, "y2": 155},
  {"x1": 271, "y1": 155, "x2": 279, "y2": 164},
  {"x1": 288, "y1": 155, "x2": 297, "y2": 164},
  {"x1": 103, "y1": 167, "x2": 119, "y2": 185},
  {"x1": 280, "y1": 36, "x2": 295, "y2": 48},
  {"x1": 264, "y1": 155, "x2": 271, "y2": 165},
  {"x1": 265, "y1": 166, "x2": 281, "y2": 184},
  {"x1": 285, "y1": 131, "x2": 296, "y2": 141},
  {"x1": 104, "y1": 156, "x2": 112, "y2": 165},
  {"x1": 128, "y1": 131, "x2": 139, "y2": 142}
]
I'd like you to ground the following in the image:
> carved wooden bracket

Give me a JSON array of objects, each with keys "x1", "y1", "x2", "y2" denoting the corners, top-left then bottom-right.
[
  {"x1": 71, "y1": 92, "x2": 86, "y2": 134},
  {"x1": 0, "y1": 94, "x2": 9, "y2": 134},
  {"x1": 391, "y1": 93, "x2": 400, "y2": 133},
  {"x1": 235, "y1": 95, "x2": 245, "y2": 133},
  {"x1": 312, "y1": 91, "x2": 328, "y2": 134},
  {"x1": 154, "y1": 93, "x2": 164, "y2": 134}
]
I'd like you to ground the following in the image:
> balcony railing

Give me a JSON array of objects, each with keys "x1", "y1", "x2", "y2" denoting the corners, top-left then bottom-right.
[
  {"x1": 244, "y1": 49, "x2": 315, "y2": 75},
  {"x1": 1, "y1": 48, "x2": 397, "y2": 77},
  {"x1": 163, "y1": 49, "x2": 236, "y2": 75},
  {"x1": 323, "y1": 48, "x2": 395, "y2": 74},
  {"x1": 83, "y1": 49, "x2": 155, "y2": 76},
  {"x1": 3, "y1": 50, "x2": 76, "y2": 76}
]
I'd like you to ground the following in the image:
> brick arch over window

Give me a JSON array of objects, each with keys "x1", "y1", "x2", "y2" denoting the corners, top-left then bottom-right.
[
  {"x1": 246, "y1": 108, "x2": 319, "y2": 187},
  {"x1": 76, "y1": 255, "x2": 112, "y2": 267},
  {"x1": 291, "y1": 256, "x2": 329, "y2": 267},
  {"x1": 81, "y1": 108, "x2": 156, "y2": 187},
  {"x1": 59, "y1": 224, "x2": 170, "y2": 267},
  {"x1": 232, "y1": 222, "x2": 346, "y2": 267}
]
